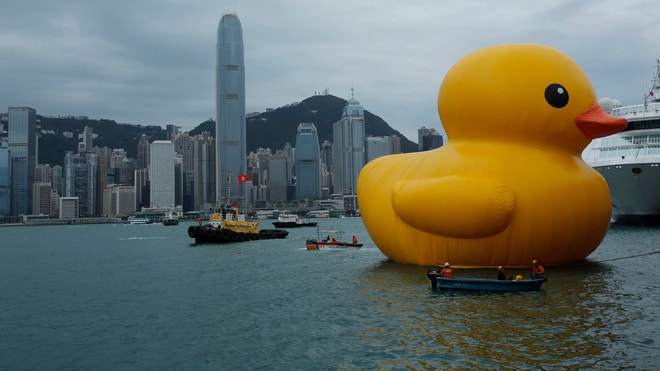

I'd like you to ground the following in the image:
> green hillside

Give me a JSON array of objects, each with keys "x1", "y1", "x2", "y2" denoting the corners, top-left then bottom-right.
[{"x1": 191, "y1": 94, "x2": 417, "y2": 153}]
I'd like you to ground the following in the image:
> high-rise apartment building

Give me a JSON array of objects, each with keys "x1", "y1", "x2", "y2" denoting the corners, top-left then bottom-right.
[
  {"x1": 8, "y1": 106, "x2": 36, "y2": 215},
  {"x1": 216, "y1": 13, "x2": 247, "y2": 205},
  {"x1": 295, "y1": 123, "x2": 321, "y2": 200},
  {"x1": 332, "y1": 97, "x2": 365, "y2": 195},
  {"x1": 149, "y1": 140, "x2": 175, "y2": 208}
]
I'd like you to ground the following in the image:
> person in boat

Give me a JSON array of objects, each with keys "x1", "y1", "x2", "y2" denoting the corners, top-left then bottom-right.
[
  {"x1": 331, "y1": 237, "x2": 338, "y2": 243},
  {"x1": 439, "y1": 262, "x2": 453, "y2": 278},
  {"x1": 531, "y1": 260, "x2": 545, "y2": 279},
  {"x1": 497, "y1": 266, "x2": 507, "y2": 280},
  {"x1": 352, "y1": 235, "x2": 358, "y2": 243},
  {"x1": 325, "y1": 235, "x2": 330, "y2": 242}
]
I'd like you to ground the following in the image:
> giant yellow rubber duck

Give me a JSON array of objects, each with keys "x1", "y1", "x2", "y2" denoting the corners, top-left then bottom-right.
[{"x1": 357, "y1": 44, "x2": 627, "y2": 267}]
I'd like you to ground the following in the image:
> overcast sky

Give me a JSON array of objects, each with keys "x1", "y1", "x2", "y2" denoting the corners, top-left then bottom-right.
[{"x1": 2, "y1": 0, "x2": 658, "y2": 142}]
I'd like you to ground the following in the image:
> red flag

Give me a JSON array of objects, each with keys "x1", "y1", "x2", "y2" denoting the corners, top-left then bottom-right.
[{"x1": 237, "y1": 174, "x2": 249, "y2": 184}]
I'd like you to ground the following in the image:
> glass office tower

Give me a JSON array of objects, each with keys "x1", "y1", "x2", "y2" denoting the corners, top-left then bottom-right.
[
  {"x1": 0, "y1": 141, "x2": 9, "y2": 216},
  {"x1": 295, "y1": 123, "x2": 321, "y2": 200},
  {"x1": 332, "y1": 97, "x2": 365, "y2": 195},
  {"x1": 8, "y1": 106, "x2": 36, "y2": 215},
  {"x1": 216, "y1": 13, "x2": 246, "y2": 205},
  {"x1": 149, "y1": 140, "x2": 175, "y2": 208}
]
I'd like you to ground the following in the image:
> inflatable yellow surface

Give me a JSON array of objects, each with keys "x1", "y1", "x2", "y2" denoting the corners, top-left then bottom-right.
[{"x1": 357, "y1": 44, "x2": 627, "y2": 267}]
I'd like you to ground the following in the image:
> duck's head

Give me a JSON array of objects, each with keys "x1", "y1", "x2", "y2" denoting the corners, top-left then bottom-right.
[{"x1": 438, "y1": 44, "x2": 627, "y2": 153}]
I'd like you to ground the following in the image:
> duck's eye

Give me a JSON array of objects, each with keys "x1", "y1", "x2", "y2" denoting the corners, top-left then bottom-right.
[{"x1": 545, "y1": 83, "x2": 569, "y2": 108}]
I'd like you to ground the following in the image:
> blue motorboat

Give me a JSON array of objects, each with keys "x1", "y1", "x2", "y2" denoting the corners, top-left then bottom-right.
[{"x1": 427, "y1": 270, "x2": 545, "y2": 292}]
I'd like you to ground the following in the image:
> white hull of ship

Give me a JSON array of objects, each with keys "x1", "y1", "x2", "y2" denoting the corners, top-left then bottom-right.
[{"x1": 591, "y1": 161, "x2": 660, "y2": 224}]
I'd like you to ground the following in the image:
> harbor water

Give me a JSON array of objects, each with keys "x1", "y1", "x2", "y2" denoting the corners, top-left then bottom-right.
[{"x1": 1, "y1": 219, "x2": 657, "y2": 369}]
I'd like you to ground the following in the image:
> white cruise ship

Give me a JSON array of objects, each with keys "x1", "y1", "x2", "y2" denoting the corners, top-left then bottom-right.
[{"x1": 582, "y1": 60, "x2": 660, "y2": 225}]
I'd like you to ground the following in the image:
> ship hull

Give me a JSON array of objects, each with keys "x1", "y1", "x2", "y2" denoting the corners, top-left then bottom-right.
[{"x1": 592, "y1": 162, "x2": 660, "y2": 225}]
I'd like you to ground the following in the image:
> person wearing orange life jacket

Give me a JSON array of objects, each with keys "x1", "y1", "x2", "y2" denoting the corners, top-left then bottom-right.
[
  {"x1": 352, "y1": 235, "x2": 358, "y2": 243},
  {"x1": 439, "y1": 262, "x2": 454, "y2": 278}
]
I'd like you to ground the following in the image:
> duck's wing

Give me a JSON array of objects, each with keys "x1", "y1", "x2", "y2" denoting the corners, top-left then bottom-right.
[{"x1": 392, "y1": 175, "x2": 515, "y2": 238}]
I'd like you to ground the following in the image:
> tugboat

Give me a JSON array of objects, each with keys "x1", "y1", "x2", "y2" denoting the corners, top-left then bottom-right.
[{"x1": 187, "y1": 205, "x2": 288, "y2": 243}]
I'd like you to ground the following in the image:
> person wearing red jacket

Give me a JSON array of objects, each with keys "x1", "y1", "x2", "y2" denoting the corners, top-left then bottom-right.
[{"x1": 440, "y1": 262, "x2": 454, "y2": 278}]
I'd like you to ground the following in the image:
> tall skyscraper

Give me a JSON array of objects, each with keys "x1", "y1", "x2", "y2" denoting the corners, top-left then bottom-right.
[
  {"x1": 136, "y1": 134, "x2": 150, "y2": 170},
  {"x1": 295, "y1": 123, "x2": 321, "y2": 200},
  {"x1": 63, "y1": 151, "x2": 97, "y2": 217},
  {"x1": 332, "y1": 96, "x2": 365, "y2": 195},
  {"x1": 134, "y1": 168, "x2": 150, "y2": 210},
  {"x1": 8, "y1": 106, "x2": 36, "y2": 215},
  {"x1": 94, "y1": 146, "x2": 110, "y2": 217},
  {"x1": 192, "y1": 132, "x2": 215, "y2": 211},
  {"x1": 216, "y1": 13, "x2": 247, "y2": 205},
  {"x1": 174, "y1": 132, "x2": 194, "y2": 210},
  {"x1": 149, "y1": 140, "x2": 175, "y2": 208},
  {"x1": 0, "y1": 140, "x2": 10, "y2": 216},
  {"x1": 267, "y1": 156, "x2": 288, "y2": 202}
]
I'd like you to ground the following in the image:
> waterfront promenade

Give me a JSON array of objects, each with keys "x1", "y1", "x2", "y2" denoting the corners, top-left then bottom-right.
[{"x1": 0, "y1": 217, "x2": 124, "y2": 227}]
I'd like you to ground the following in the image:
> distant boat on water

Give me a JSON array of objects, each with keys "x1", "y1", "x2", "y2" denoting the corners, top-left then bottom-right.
[
  {"x1": 125, "y1": 216, "x2": 153, "y2": 225},
  {"x1": 272, "y1": 213, "x2": 317, "y2": 228},
  {"x1": 162, "y1": 210, "x2": 179, "y2": 226},
  {"x1": 306, "y1": 210, "x2": 330, "y2": 218}
]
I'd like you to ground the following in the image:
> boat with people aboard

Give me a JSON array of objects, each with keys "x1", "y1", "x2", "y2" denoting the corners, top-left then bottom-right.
[
  {"x1": 582, "y1": 59, "x2": 660, "y2": 225},
  {"x1": 306, "y1": 228, "x2": 363, "y2": 250},
  {"x1": 187, "y1": 205, "x2": 288, "y2": 243},
  {"x1": 272, "y1": 213, "x2": 317, "y2": 228},
  {"x1": 426, "y1": 269, "x2": 545, "y2": 292},
  {"x1": 162, "y1": 209, "x2": 179, "y2": 226}
]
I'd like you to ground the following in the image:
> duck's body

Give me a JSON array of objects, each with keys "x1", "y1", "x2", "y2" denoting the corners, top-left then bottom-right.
[{"x1": 357, "y1": 44, "x2": 627, "y2": 267}]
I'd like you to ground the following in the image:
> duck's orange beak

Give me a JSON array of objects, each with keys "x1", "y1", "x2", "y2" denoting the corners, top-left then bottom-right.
[{"x1": 575, "y1": 102, "x2": 627, "y2": 139}]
